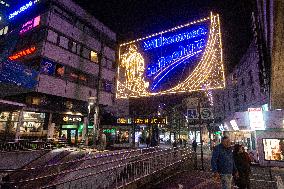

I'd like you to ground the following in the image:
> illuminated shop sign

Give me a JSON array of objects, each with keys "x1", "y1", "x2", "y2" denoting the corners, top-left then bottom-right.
[
  {"x1": 117, "y1": 118, "x2": 132, "y2": 124},
  {"x1": 63, "y1": 115, "x2": 82, "y2": 123},
  {"x1": 117, "y1": 13, "x2": 225, "y2": 98},
  {"x1": 20, "y1": 15, "x2": 40, "y2": 34},
  {"x1": 8, "y1": 46, "x2": 36, "y2": 61},
  {"x1": 248, "y1": 108, "x2": 265, "y2": 130},
  {"x1": 103, "y1": 128, "x2": 116, "y2": 134},
  {"x1": 8, "y1": 0, "x2": 40, "y2": 20},
  {"x1": 117, "y1": 117, "x2": 167, "y2": 125},
  {"x1": 133, "y1": 118, "x2": 167, "y2": 124}
]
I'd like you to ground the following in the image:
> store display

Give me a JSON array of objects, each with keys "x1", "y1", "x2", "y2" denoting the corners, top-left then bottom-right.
[{"x1": 263, "y1": 139, "x2": 284, "y2": 161}]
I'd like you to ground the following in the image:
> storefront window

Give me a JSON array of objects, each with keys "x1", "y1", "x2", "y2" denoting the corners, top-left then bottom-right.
[
  {"x1": 0, "y1": 112, "x2": 19, "y2": 133},
  {"x1": 116, "y1": 129, "x2": 130, "y2": 144},
  {"x1": 263, "y1": 139, "x2": 284, "y2": 161},
  {"x1": 21, "y1": 112, "x2": 45, "y2": 133}
]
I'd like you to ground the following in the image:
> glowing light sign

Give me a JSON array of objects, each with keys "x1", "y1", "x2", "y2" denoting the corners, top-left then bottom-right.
[
  {"x1": 117, "y1": 13, "x2": 225, "y2": 98},
  {"x1": 8, "y1": 46, "x2": 36, "y2": 61},
  {"x1": 8, "y1": 0, "x2": 40, "y2": 20},
  {"x1": 116, "y1": 117, "x2": 167, "y2": 125},
  {"x1": 248, "y1": 108, "x2": 265, "y2": 130},
  {"x1": 20, "y1": 15, "x2": 40, "y2": 34},
  {"x1": 0, "y1": 60, "x2": 38, "y2": 89}
]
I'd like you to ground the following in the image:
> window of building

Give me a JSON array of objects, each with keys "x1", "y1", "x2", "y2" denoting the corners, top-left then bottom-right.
[
  {"x1": 101, "y1": 57, "x2": 107, "y2": 67},
  {"x1": 104, "y1": 81, "x2": 113, "y2": 93},
  {"x1": 77, "y1": 44, "x2": 82, "y2": 55},
  {"x1": 59, "y1": 36, "x2": 69, "y2": 49},
  {"x1": 90, "y1": 51, "x2": 98, "y2": 63},
  {"x1": 75, "y1": 20, "x2": 84, "y2": 31},
  {"x1": 55, "y1": 64, "x2": 65, "y2": 77},
  {"x1": 0, "y1": 26, "x2": 8, "y2": 36},
  {"x1": 248, "y1": 70, "x2": 253, "y2": 83},
  {"x1": 68, "y1": 40, "x2": 77, "y2": 53},
  {"x1": 232, "y1": 73, "x2": 237, "y2": 85},
  {"x1": 241, "y1": 78, "x2": 245, "y2": 86},
  {"x1": 47, "y1": 30, "x2": 58, "y2": 44},
  {"x1": 82, "y1": 47, "x2": 90, "y2": 59},
  {"x1": 251, "y1": 88, "x2": 255, "y2": 98},
  {"x1": 244, "y1": 94, "x2": 247, "y2": 102}
]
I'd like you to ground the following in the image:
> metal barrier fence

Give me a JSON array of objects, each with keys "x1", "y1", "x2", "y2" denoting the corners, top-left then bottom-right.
[
  {"x1": 1, "y1": 147, "x2": 193, "y2": 189},
  {"x1": 0, "y1": 140, "x2": 52, "y2": 151}
]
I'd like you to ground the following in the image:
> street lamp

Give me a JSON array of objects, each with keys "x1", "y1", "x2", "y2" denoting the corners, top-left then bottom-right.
[{"x1": 87, "y1": 97, "x2": 97, "y2": 145}]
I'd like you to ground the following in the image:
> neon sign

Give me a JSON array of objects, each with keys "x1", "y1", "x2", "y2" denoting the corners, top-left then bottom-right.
[
  {"x1": 8, "y1": 0, "x2": 40, "y2": 20},
  {"x1": 20, "y1": 15, "x2": 40, "y2": 34},
  {"x1": 8, "y1": 46, "x2": 36, "y2": 61},
  {"x1": 143, "y1": 27, "x2": 207, "y2": 51},
  {"x1": 117, "y1": 13, "x2": 225, "y2": 98}
]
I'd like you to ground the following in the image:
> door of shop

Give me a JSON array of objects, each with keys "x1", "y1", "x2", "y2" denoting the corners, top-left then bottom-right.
[{"x1": 61, "y1": 125, "x2": 78, "y2": 145}]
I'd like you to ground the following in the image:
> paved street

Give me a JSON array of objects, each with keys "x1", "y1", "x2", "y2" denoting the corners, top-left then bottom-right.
[{"x1": 150, "y1": 145, "x2": 283, "y2": 189}]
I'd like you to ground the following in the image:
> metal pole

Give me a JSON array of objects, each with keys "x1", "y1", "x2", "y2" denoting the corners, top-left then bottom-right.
[
  {"x1": 198, "y1": 94, "x2": 204, "y2": 170},
  {"x1": 93, "y1": 34, "x2": 104, "y2": 146}
]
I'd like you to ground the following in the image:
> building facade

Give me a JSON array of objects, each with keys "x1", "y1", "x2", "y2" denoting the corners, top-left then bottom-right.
[
  {"x1": 0, "y1": 0, "x2": 129, "y2": 143},
  {"x1": 212, "y1": 5, "x2": 284, "y2": 166}
]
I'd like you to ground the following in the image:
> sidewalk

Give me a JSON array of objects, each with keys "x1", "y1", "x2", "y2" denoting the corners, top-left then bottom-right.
[{"x1": 151, "y1": 146, "x2": 283, "y2": 189}]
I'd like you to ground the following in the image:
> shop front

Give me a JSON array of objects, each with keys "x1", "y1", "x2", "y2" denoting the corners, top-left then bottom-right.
[
  {"x1": 0, "y1": 110, "x2": 48, "y2": 140},
  {"x1": 53, "y1": 114, "x2": 84, "y2": 145},
  {"x1": 100, "y1": 125, "x2": 132, "y2": 149},
  {"x1": 256, "y1": 110, "x2": 284, "y2": 167}
]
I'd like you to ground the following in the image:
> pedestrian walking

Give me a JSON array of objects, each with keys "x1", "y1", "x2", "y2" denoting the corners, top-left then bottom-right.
[
  {"x1": 192, "y1": 139, "x2": 197, "y2": 152},
  {"x1": 233, "y1": 144, "x2": 251, "y2": 189},
  {"x1": 211, "y1": 136, "x2": 238, "y2": 189},
  {"x1": 146, "y1": 136, "x2": 150, "y2": 148}
]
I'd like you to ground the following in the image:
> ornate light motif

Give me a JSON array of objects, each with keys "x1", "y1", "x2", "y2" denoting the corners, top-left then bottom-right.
[{"x1": 117, "y1": 13, "x2": 225, "y2": 98}]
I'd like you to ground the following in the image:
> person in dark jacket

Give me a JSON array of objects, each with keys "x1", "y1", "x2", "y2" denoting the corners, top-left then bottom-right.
[
  {"x1": 192, "y1": 139, "x2": 197, "y2": 152},
  {"x1": 211, "y1": 136, "x2": 238, "y2": 189},
  {"x1": 233, "y1": 144, "x2": 251, "y2": 189}
]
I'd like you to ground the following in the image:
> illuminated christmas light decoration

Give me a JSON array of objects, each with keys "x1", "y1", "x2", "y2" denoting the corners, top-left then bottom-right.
[
  {"x1": 8, "y1": 46, "x2": 36, "y2": 61},
  {"x1": 8, "y1": 0, "x2": 40, "y2": 20},
  {"x1": 116, "y1": 13, "x2": 225, "y2": 98},
  {"x1": 19, "y1": 15, "x2": 40, "y2": 34}
]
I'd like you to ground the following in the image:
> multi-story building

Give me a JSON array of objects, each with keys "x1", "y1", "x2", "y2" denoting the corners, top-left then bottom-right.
[
  {"x1": 212, "y1": 3, "x2": 284, "y2": 166},
  {"x1": 0, "y1": 0, "x2": 128, "y2": 143}
]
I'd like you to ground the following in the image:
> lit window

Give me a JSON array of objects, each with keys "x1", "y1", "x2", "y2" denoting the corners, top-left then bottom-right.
[
  {"x1": 91, "y1": 51, "x2": 98, "y2": 63},
  {"x1": 0, "y1": 26, "x2": 8, "y2": 36}
]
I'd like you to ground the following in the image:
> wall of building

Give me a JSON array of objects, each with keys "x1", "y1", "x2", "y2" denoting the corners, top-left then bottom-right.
[{"x1": 213, "y1": 39, "x2": 269, "y2": 122}]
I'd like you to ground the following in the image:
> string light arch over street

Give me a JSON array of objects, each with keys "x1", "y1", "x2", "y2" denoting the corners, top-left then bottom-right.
[{"x1": 116, "y1": 12, "x2": 225, "y2": 99}]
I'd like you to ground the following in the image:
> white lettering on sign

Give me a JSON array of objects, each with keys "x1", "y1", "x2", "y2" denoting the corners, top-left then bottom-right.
[{"x1": 63, "y1": 116, "x2": 82, "y2": 122}]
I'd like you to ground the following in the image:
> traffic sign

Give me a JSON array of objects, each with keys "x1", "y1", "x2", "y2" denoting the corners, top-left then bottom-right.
[
  {"x1": 187, "y1": 108, "x2": 199, "y2": 119},
  {"x1": 200, "y1": 108, "x2": 213, "y2": 119}
]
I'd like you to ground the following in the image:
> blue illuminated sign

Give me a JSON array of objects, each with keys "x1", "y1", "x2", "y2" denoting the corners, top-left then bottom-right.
[
  {"x1": 117, "y1": 14, "x2": 225, "y2": 98},
  {"x1": 143, "y1": 27, "x2": 207, "y2": 51},
  {"x1": 40, "y1": 58, "x2": 56, "y2": 75},
  {"x1": 0, "y1": 60, "x2": 39, "y2": 89},
  {"x1": 8, "y1": 0, "x2": 40, "y2": 20}
]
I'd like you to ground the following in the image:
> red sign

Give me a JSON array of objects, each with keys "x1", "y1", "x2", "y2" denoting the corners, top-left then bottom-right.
[
  {"x1": 8, "y1": 46, "x2": 36, "y2": 61},
  {"x1": 248, "y1": 108, "x2": 262, "y2": 112}
]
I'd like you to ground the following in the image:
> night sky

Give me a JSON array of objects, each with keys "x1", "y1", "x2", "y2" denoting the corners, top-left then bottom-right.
[{"x1": 74, "y1": 0, "x2": 254, "y2": 73}]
